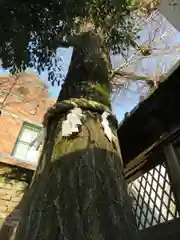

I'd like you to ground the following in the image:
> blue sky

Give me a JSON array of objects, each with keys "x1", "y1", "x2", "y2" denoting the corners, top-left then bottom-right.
[
  {"x1": 1, "y1": 11, "x2": 180, "y2": 122},
  {"x1": 0, "y1": 68, "x2": 9, "y2": 74},
  {"x1": 111, "y1": 12, "x2": 180, "y2": 121}
]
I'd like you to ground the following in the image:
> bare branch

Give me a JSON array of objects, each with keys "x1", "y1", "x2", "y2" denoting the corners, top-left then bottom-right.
[{"x1": 110, "y1": 69, "x2": 153, "y2": 82}]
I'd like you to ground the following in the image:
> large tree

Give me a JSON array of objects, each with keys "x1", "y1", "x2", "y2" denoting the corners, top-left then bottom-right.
[{"x1": 0, "y1": 1, "x2": 158, "y2": 240}]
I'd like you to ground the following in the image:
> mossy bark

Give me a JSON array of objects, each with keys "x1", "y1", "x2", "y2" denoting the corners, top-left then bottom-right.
[
  {"x1": 13, "y1": 31, "x2": 138, "y2": 240},
  {"x1": 58, "y1": 31, "x2": 111, "y2": 108}
]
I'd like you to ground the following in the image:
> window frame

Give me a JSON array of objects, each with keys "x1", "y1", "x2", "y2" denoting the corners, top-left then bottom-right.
[{"x1": 11, "y1": 122, "x2": 41, "y2": 165}]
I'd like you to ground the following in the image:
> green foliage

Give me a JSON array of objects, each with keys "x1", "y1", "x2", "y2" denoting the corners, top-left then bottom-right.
[{"x1": 0, "y1": 0, "x2": 140, "y2": 82}]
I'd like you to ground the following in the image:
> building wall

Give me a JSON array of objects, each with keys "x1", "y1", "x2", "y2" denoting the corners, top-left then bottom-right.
[
  {"x1": 0, "y1": 73, "x2": 54, "y2": 238},
  {"x1": 0, "y1": 163, "x2": 32, "y2": 240},
  {"x1": 0, "y1": 115, "x2": 21, "y2": 158},
  {"x1": 0, "y1": 164, "x2": 28, "y2": 226},
  {"x1": 0, "y1": 73, "x2": 55, "y2": 163}
]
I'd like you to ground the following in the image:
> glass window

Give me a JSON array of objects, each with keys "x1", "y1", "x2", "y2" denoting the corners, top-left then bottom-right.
[{"x1": 12, "y1": 123, "x2": 41, "y2": 164}]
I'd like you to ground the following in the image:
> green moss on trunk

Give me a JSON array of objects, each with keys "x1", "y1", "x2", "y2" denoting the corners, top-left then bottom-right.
[
  {"x1": 13, "y1": 31, "x2": 138, "y2": 240},
  {"x1": 58, "y1": 32, "x2": 111, "y2": 108},
  {"x1": 14, "y1": 114, "x2": 137, "y2": 240}
]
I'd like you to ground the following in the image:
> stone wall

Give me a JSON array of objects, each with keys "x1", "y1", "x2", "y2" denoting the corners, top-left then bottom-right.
[{"x1": 0, "y1": 163, "x2": 33, "y2": 240}]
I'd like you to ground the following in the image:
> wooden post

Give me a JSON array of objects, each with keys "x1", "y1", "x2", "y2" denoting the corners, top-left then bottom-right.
[{"x1": 164, "y1": 143, "x2": 180, "y2": 212}]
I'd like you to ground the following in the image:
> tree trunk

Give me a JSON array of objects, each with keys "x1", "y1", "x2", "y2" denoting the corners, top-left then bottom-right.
[{"x1": 13, "y1": 31, "x2": 138, "y2": 240}]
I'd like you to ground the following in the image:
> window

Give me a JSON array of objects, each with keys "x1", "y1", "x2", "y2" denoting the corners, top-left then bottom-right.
[{"x1": 12, "y1": 122, "x2": 41, "y2": 164}]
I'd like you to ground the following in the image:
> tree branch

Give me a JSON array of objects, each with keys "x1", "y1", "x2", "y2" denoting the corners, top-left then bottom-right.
[
  {"x1": 110, "y1": 69, "x2": 153, "y2": 82},
  {"x1": 58, "y1": 41, "x2": 72, "y2": 48},
  {"x1": 56, "y1": 35, "x2": 82, "y2": 49},
  {"x1": 110, "y1": 69, "x2": 154, "y2": 91}
]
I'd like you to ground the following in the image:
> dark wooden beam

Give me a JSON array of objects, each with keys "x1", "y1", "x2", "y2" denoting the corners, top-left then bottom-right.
[
  {"x1": 118, "y1": 63, "x2": 180, "y2": 165},
  {"x1": 124, "y1": 127, "x2": 180, "y2": 183},
  {"x1": 139, "y1": 219, "x2": 180, "y2": 240},
  {"x1": 164, "y1": 143, "x2": 180, "y2": 212}
]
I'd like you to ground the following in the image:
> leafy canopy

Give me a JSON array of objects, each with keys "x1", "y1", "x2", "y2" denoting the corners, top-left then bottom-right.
[{"x1": 0, "y1": 0, "x2": 143, "y2": 82}]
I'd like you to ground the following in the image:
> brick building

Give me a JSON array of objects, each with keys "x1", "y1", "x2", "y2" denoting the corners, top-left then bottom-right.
[{"x1": 0, "y1": 72, "x2": 55, "y2": 239}]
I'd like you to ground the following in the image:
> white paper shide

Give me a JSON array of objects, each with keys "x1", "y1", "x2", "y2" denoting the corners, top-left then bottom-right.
[
  {"x1": 101, "y1": 111, "x2": 113, "y2": 142},
  {"x1": 62, "y1": 107, "x2": 85, "y2": 137}
]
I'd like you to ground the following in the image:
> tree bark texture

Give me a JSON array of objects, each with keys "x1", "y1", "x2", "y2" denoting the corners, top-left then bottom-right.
[
  {"x1": 58, "y1": 31, "x2": 111, "y2": 107},
  {"x1": 13, "y1": 31, "x2": 138, "y2": 240}
]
